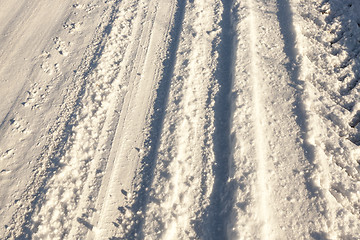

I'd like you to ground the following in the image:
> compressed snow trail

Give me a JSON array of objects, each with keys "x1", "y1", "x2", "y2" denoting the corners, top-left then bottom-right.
[
  {"x1": 2, "y1": 0, "x2": 360, "y2": 239},
  {"x1": 228, "y1": 0, "x2": 328, "y2": 238},
  {"x1": 247, "y1": 0, "x2": 272, "y2": 237},
  {"x1": 87, "y1": 1, "x2": 179, "y2": 239},
  {"x1": 140, "y1": 1, "x2": 222, "y2": 239}
]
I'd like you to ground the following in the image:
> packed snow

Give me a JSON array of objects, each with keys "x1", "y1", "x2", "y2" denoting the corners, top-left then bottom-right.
[{"x1": 1, "y1": 0, "x2": 360, "y2": 239}]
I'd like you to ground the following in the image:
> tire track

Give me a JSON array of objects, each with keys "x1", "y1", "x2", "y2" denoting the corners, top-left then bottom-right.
[
  {"x1": 276, "y1": 0, "x2": 332, "y2": 237},
  {"x1": 67, "y1": 1, "x2": 140, "y2": 238},
  {"x1": 3, "y1": 0, "x2": 360, "y2": 239},
  {"x1": 119, "y1": 1, "x2": 186, "y2": 238},
  {"x1": 85, "y1": 1, "x2": 180, "y2": 239},
  {"x1": 202, "y1": 0, "x2": 234, "y2": 238},
  {"x1": 228, "y1": 0, "x2": 274, "y2": 237},
  {"x1": 229, "y1": 0, "x2": 326, "y2": 238},
  {"x1": 248, "y1": 0, "x2": 271, "y2": 237},
  {"x1": 141, "y1": 1, "x2": 223, "y2": 239}
]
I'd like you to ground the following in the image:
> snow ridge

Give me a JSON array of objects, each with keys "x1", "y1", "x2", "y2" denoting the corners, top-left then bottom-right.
[
  {"x1": 87, "y1": 1, "x2": 180, "y2": 239},
  {"x1": 247, "y1": 0, "x2": 272, "y2": 238}
]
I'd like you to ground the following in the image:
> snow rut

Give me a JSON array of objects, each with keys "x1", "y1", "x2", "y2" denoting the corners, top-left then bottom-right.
[
  {"x1": 228, "y1": 0, "x2": 329, "y2": 238},
  {"x1": 88, "y1": 1, "x2": 179, "y2": 239},
  {"x1": 3, "y1": 0, "x2": 360, "y2": 239},
  {"x1": 141, "y1": 1, "x2": 222, "y2": 239}
]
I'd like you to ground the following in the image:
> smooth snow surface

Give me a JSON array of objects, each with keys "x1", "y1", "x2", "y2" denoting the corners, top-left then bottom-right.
[{"x1": 1, "y1": 0, "x2": 360, "y2": 239}]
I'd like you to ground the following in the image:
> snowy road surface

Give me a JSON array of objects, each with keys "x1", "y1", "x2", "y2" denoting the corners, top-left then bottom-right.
[{"x1": 1, "y1": 0, "x2": 360, "y2": 239}]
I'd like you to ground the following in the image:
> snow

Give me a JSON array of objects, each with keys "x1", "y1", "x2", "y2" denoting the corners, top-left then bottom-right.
[{"x1": 1, "y1": 0, "x2": 360, "y2": 239}]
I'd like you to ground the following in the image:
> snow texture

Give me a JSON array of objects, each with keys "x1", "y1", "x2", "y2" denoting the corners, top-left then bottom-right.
[{"x1": 1, "y1": 0, "x2": 360, "y2": 239}]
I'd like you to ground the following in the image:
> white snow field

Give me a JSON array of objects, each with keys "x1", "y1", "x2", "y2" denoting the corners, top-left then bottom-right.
[{"x1": 1, "y1": 0, "x2": 360, "y2": 239}]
